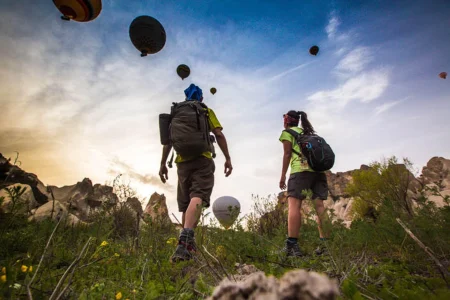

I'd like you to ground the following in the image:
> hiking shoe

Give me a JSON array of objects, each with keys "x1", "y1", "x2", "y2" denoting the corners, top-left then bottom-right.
[
  {"x1": 314, "y1": 245, "x2": 328, "y2": 256},
  {"x1": 283, "y1": 242, "x2": 305, "y2": 257},
  {"x1": 170, "y1": 228, "x2": 197, "y2": 263},
  {"x1": 170, "y1": 243, "x2": 194, "y2": 262}
]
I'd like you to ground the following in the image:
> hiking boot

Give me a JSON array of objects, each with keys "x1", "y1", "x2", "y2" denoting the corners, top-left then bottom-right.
[
  {"x1": 170, "y1": 228, "x2": 197, "y2": 263},
  {"x1": 283, "y1": 242, "x2": 305, "y2": 257},
  {"x1": 314, "y1": 245, "x2": 328, "y2": 256}
]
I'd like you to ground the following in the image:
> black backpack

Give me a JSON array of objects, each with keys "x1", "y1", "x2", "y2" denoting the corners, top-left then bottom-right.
[
  {"x1": 169, "y1": 101, "x2": 211, "y2": 158},
  {"x1": 284, "y1": 129, "x2": 335, "y2": 172}
]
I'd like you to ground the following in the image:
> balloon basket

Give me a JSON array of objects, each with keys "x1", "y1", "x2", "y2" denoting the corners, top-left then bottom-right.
[{"x1": 61, "y1": 15, "x2": 71, "y2": 21}]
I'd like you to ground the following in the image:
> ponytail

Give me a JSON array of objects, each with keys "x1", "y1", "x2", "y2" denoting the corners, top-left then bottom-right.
[{"x1": 297, "y1": 111, "x2": 315, "y2": 135}]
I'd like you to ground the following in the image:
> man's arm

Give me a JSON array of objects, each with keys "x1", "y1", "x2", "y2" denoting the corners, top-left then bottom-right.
[
  {"x1": 212, "y1": 128, "x2": 230, "y2": 160},
  {"x1": 212, "y1": 128, "x2": 233, "y2": 176},
  {"x1": 159, "y1": 144, "x2": 172, "y2": 183}
]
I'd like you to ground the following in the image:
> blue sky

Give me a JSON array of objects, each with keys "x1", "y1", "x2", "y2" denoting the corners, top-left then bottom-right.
[{"x1": 1, "y1": 0, "x2": 449, "y2": 221}]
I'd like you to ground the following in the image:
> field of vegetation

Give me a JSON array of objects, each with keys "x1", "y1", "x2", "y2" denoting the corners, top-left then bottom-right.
[{"x1": 1, "y1": 157, "x2": 449, "y2": 299}]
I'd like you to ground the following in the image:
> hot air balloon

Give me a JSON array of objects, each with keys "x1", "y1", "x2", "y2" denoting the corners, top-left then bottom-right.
[
  {"x1": 439, "y1": 72, "x2": 447, "y2": 79},
  {"x1": 129, "y1": 15, "x2": 166, "y2": 57},
  {"x1": 212, "y1": 196, "x2": 241, "y2": 229},
  {"x1": 177, "y1": 64, "x2": 190, "y2": 80},
  {"x1": 309, "y1": 45, "x2": 319, "y2": 56},
  {"x1": 53, "y1": 0, "x2": 102, "y2": 22},
  {"x1": 210, "y1": 87, "x2": 217, "y2": 95}
]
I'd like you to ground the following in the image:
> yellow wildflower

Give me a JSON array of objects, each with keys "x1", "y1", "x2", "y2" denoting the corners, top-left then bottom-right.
[
  {"x1": 100, "y1": 241, "x2": 108, "y2": 247},
  {"x1": 28, "y1": 266, "x2": 33, "y2": 273},
  {"x1": 1, "y1": 267, "x2": 5, "y2": 274},
  {"x1": 1, "y1": 275, "x2": 6, "y2": 283},
  {"x1": 21, "y1": 265, "x2": 28, "y2": 273},
  {"x1": 131, "y1": 289, "x2": 136, "y2": 294},
  {"x1": 114, "y1": 253, "x2": 120, "y2": 257},
  {"x1": 216, "y1": 245, "x2": 226, "y2": 259},
  {"x1": 115, "y1": 291, "x2": 122, "y2": 299},
  {"x1": 166, "y1": 237, "x2": 177, "y2": 245}
]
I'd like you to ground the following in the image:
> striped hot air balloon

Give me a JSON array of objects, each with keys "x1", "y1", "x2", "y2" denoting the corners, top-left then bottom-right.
[
  {"x1": 212, "y1": 196, "x2": 241, "y2": 229},
  {"x1": 53, "y1": 0, "x2": 102, "y2": 22},
  {"x1": 129, "y1": 15, "x2": 166, "y2": 57},
  {"x1": 177, "y1": 64, "x2": 190, "y2": 80}
]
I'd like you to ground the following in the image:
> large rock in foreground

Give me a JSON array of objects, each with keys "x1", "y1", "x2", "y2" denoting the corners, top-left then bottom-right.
[{"x1": 208, "y1": 269, "x2": 339, "y2": 300}]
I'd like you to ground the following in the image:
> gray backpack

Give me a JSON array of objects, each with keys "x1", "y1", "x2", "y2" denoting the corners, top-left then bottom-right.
[{"x1": 169, "y1": 101, "x2": 211, "y2": 158}]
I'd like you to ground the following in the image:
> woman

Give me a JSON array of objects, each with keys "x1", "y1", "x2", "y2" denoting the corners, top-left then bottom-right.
[{"x1": 279, "y1": 110, "x2": 331, "y2": 257}]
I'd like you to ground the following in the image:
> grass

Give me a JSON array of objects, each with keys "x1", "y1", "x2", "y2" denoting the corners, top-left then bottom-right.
[{"x1": 1, "y1": 156, "x2": 449, "y2": 299}]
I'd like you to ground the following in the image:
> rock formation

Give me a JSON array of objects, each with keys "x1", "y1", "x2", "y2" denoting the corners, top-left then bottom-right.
[
  {"x1": 1, "y1": 152, "x2": 449, "y2": 228},
  {"x1": 0, "y1": 153, "x2": 171, "y2": 225},
  {"x1": 263, "y1": 157, "x2": 450, "y2": 229},
  {"x1": 143, "y1": 192, "x2": 170, "y2": 222}
]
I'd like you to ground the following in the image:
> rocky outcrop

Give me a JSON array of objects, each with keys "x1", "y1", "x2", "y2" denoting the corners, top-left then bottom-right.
[
  {"x1": 0, "y1": 153, "x2": 49, "y2": 204},
  {"x1": 209, "y1": 268, "x2": 339, "y2": 300},
  {"x1": 126, "y1": 197, "x2": 143, "y2": 216},
  {"x1": 47, "y1": 178, "x2": 118, "y2": 220},
  {"x1": 417, "y1": 157, "x2": 450, "y2": 207},
  {"x1": 268, "y1": 158, "x2": 450, "y2": 229},
  {"x1": 0, "y1": 184, "x2": 39, "y2": 214},
  {"x1": 143, "y1": 192, "x2": 170, "y2": 222}
]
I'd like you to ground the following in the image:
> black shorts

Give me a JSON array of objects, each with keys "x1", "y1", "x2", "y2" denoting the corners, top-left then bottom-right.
[
  {"x1": 287, "y1": 171, "x2": 328, "y2": 200},
  {"x1": 177, "y1": 157, "x2": 215, "y2": 212}
]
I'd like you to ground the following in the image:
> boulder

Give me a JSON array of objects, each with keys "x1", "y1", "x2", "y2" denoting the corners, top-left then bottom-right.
[
  {"x1": 0, "y1": 184, "x2": 39, "y2": 214},
  {"x1": 209, "y1": 269, "x2": 339, "y2": 300}
]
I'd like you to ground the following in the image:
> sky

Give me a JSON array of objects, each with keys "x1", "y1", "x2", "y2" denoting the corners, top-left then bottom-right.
[{"x1": 1, "y1": 0, "x2": 450, "y2": 223}]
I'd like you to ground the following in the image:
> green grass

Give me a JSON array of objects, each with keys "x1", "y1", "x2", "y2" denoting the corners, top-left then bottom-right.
[{"x1": 1, "y1": 157, "x2": 449, "y2": 299}]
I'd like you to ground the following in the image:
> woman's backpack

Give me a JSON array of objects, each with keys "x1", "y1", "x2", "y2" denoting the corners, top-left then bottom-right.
[{"x1": 284, "y1": 129, "x2": 335, "y2": 172}]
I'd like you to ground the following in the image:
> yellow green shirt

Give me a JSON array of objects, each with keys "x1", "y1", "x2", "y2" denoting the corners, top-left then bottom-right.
[
  {"x1": 279, "y1": 127, "x2": 314, "y2": 174},
  {"x1": 175, "y1": 108, "x2": 222, "y2": 164}
]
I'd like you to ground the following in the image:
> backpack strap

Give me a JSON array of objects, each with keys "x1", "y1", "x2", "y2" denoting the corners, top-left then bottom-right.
[{"x1": 283, "y1": 129, "x2": 302, "y2": 157}]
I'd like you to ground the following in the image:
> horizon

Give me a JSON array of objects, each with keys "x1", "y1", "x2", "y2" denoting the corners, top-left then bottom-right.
[{"x1": 1, "y1": 0, "x2": 449, "y2": 222}]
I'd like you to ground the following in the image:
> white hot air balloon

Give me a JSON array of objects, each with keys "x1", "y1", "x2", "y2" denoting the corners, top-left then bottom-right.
[{"x1": 212, "y1": 196, "x2": 241, "y2": 229}]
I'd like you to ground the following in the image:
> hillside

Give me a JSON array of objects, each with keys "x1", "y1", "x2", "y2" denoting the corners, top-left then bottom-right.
[{"x1": 1, "y1": 153, "x2": 449, "y2": 299}]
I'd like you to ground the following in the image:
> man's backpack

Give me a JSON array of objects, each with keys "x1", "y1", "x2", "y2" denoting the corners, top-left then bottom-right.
[
  {"x1": 284, "y1": 129, "x2": 335, "y2": 172},
  {"x1": 169, "y1": 100, "x2": 211, "y2": 158}
]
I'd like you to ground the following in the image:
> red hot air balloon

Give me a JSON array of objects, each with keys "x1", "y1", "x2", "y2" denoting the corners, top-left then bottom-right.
[
  {"x1": 53, "y1": 0, "x2": 102, "y2": 22},
  {"x1": 129, "y1": 16, "x2": 166, "y2": 57},
  {"x1": 439, "y1": 72, "x2": 447, "y2": 79}
]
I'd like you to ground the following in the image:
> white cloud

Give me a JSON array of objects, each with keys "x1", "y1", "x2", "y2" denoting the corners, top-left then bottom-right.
[
  {"x1": 326, "y1": 14, "x2": 340, "y2": 39},
  {"x1": 374, "y1": 99, "x2": 405, "y2": 116},
  {"x1": 308, "y1": 69, "x2": 390, "y2": 107},
  {"x1": 335, "y1": 47, "x2": 373, "y2": 74}
]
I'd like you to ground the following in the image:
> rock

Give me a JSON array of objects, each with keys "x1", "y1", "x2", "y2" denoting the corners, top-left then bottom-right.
[
  {"x1": 0, "y1": 153, "x2": 49, "y2": 204},
  {"x1": 31, "y1": 200, "x2": 68, "y2": 222},
  {"x1": 47, "y1": 178, "x2": 93, "y2": 220},
  {"x1": 87, "y1": 184, "x2": 118, "y2": 208},
  {"x1": 143, "y1": 192, "x2": 170, "y2": 223},
  {"x1": 208, "y1": 269, "x2": 339, "y2": 300},
  {"x1": 421, "y1": 157, "x2": 450, "y2": 186},
  {"x1": 126, "y1": 197, "x2": 143, "y2": 216},
  {"x1": 0, "y1": 184, "x2": 39, "y2": 214},
  {"x1": 47, "y1": 179, "x2": 118, "y2": 221}
]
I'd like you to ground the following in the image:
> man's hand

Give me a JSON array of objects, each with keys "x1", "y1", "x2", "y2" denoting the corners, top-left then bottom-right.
[
  {"x1": 159, "y1": 164, "x2": 168, "y2": 183},
  {"x1": 279, "y1": 174, "x2": 287, "y2": 190},
  {"x1": 224, "y1": 159, "x2": 233, "y2": 177}
]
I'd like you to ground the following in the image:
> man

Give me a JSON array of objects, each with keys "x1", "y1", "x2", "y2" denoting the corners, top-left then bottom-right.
[
  {"x1": 159, "y1": 84, "x2": 233, "y2": 262},
  {"x1": 279, "y1": 110, "x2": 331, "y2": 257}
]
